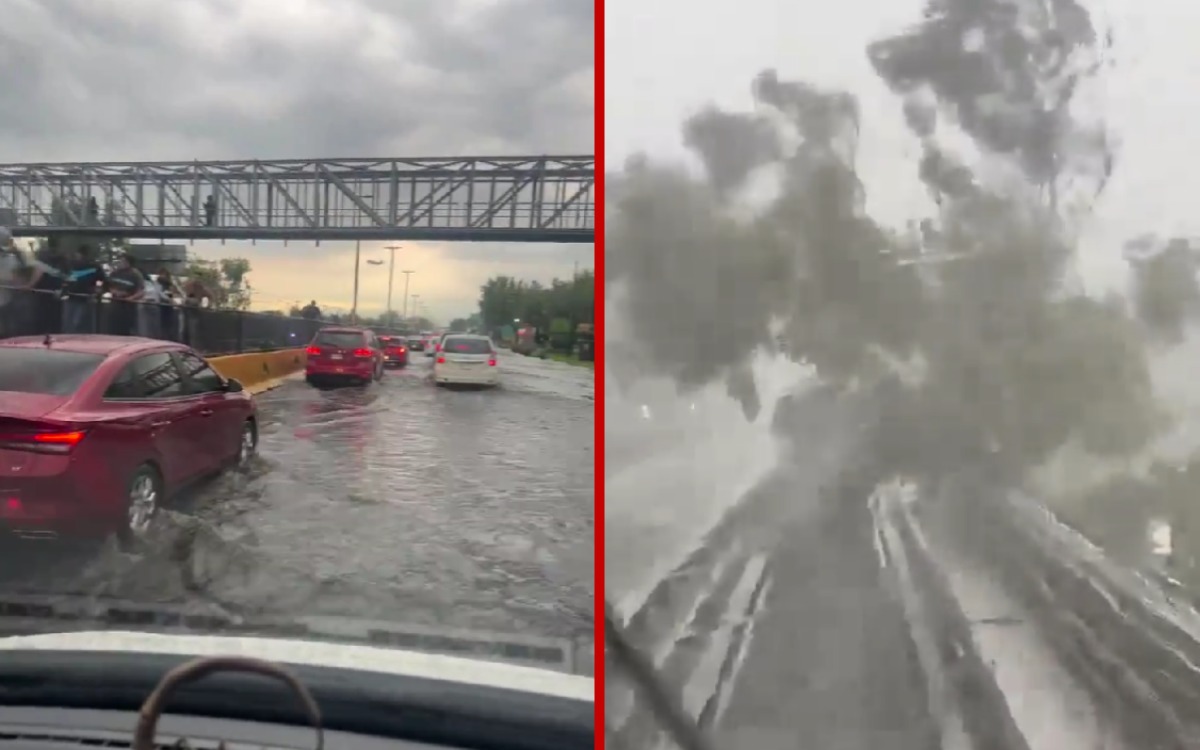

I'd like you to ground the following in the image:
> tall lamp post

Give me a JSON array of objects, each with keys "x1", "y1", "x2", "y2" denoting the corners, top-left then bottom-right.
[
  {"x1": 401, "y1": 269, "x2": 415, "y2": 320},
  {"x1": 351, "y1": 240, "x2": 361, "y2": 321},
  {"x1": 383, "y1": 245, "x2": 402, "y2": 324}
]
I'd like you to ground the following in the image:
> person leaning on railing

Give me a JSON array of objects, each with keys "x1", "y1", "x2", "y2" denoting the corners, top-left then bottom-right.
[
  {"x1": 26, "y1": 247, "x2": 68, "y2": 335},
  {"x1": 107, "y1": 252, "x2": 145, "y2": 336},
  {"x1": 0, "y1": 227, "x2": 25, "y2": 338},
  {"x1": 62, "y1": 245, "x2": 108, "y2": 334},
  {"x1": 180, "y1": 275, "x2": 215, "y2": 347},
  {"x1": 156, "y1": 267, "x2": 185, "y2": 342}
]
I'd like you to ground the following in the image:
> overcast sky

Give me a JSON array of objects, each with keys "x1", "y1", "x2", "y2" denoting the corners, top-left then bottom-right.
[
  {"x1": 0, "y1": 0, "x2": 594, "y2": 321},
  {"x1": 606, "y1": 0, "x2": 1198, "y2": 295}
]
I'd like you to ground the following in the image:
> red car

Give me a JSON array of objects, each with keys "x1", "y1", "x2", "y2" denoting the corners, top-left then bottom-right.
[
  {"x1": 305, "y1": 327, "x2": 384, "y2": 386},
  {"x1": 377, "y1": 335, "x2": 409, "y2": 368},
  {"x1": 0, "y1": 335, "x2": 257, "y2": 546}
]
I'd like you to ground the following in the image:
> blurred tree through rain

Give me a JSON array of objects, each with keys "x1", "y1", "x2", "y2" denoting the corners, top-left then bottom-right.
[{"x1": 607, "y1": 0, "x2": 1170, "y2": 480}]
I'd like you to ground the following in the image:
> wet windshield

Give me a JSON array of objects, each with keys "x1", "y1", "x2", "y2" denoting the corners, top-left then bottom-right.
[
  {"x1": 0, "y1": 0, "x2": 596, "y2": 710},
  {"x1": 607, "y1": 0, "x2": 1200, "y2": 748}
]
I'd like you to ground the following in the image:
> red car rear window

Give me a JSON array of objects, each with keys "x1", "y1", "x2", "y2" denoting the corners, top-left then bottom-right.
[{"x1": 0, "y1": 348, "x2": 105, "y2": 395}]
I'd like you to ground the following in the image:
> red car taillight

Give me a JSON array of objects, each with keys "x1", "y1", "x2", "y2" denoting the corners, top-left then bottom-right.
[
  {"x1": 0, "y1": 429, "x2": 87, "y2": 455},
  {"x1": 353, "y1": 348, "x2": 373, "y2": 358},
  {"x1": 306, "y1": 346, "x2": 321, "y2": 355},
  {"x1": 488, "y1": 358, "x2": 497, "y2": 366},
  {"x1": 436, "y1": 356, "x2": 446, "y2": 364}
]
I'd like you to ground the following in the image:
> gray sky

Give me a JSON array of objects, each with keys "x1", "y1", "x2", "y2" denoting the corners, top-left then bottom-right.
[
  {"x1": 0, "y1": 0, "x2": 594, "y2": 321},
  {"x1": 605, "y1": 0, "x2": 1194, "y2": 295}
]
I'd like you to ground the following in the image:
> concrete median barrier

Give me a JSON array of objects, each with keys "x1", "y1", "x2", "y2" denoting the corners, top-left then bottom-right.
[{"x1": 208, "y1": 348, "x2": 306, "y2": 394}]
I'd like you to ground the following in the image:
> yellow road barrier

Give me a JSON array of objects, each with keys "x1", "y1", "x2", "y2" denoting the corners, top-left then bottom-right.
[{"x1": 208, "y1": 348, "x2": 306, "y2": 393}]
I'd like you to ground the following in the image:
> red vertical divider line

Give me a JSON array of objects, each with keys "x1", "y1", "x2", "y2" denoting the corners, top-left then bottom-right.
[{"x1": 592, "y1": 0, "x2": 606, "y2": 740}]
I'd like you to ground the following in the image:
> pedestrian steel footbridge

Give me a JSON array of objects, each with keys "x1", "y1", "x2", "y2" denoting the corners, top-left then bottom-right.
[{"x1": 0, "y1": 155, "x2": 595, "y2": 243}]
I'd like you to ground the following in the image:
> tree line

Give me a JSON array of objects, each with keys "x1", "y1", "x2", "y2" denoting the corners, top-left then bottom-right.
[{"x1": 477, "y1": 270, "x2": 594, "y2": 335}]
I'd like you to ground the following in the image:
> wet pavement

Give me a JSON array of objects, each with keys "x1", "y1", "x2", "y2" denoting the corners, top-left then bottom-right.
[
  {"x1": 0, "y1": 350, "x2": 594, "y2": 669},
  {"x1": 607, "y1": 370, "x2": 1200, "y2": 749}
]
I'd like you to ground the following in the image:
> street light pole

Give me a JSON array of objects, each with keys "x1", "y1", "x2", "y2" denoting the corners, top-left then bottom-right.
[
  {"x1": 351, "y1": 240, "x2": 361, "y2": 321},
  {"x1": 401, "y1": 270, "x2": 414, "y2": 320},
  {"x1": 383, "y1": 245, "x2": 402, "y2": 324}
]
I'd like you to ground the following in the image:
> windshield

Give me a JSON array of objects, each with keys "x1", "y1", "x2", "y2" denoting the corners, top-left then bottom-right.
[
  {"x1": 0, "y1": 348, "x2": 105, "y2": 395},
  {"x1": 606, "y1": 1, "x2": 1200, "y2": 749},
  {"x1": 0, "y1": 0, "x2": 596, "y2": 722}
]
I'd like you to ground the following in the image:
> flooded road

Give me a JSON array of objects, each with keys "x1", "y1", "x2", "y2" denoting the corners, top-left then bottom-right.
[
  {"x1": 607, "y1": 368, "x2": 1200, "y2": 749},
  {"x1": 0, "y1": 350, "x2": 595, "y2": 669}
]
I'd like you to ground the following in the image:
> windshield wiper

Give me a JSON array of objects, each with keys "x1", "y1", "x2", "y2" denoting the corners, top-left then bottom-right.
[{"x1": 604, "y1": 598, "x2": 716, "y2": 750}]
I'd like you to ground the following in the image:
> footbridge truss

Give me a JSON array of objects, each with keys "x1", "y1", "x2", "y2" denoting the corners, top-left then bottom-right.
[{"x1": 0, "y1": 155, "x2": 594, "y2": 243}]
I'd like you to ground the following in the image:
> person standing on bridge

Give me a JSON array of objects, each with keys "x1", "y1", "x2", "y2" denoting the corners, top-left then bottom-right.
[{"x1": 204, "y1": 194, "x2": 217, "y2": 227}]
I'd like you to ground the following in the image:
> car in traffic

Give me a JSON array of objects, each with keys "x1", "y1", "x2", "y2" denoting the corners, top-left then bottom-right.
[
  {"x1": 377, "y1": 335, "x2": 409, "y2": 368},
  {"x1": 424, "y1": 332, "x2": 442, "y2": 357},
  {"x1": 434, "y1": 334, "x2": 500, "y2": 387},
  {"x1": 406, "y1": 336, "x2": 426, "y2": 354},
  {"x1": 305, "y1": 327, "x2": 384, "y2": 387},
  {"x1": 0, "y1": 335, "x2": 257, "y2": 546},
  {"x1": 431, "y1": 332, "x2": 454, "y2": 356}
]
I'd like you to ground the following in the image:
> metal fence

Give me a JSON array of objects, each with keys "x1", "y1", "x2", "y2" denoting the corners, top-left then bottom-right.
[{"x1": 0, "y1": 286, "x2": 326, "y2": 356}]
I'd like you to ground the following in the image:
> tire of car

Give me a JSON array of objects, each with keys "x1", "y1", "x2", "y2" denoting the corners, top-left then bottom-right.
[
  {"x1": 236, "y1": 419, "x2": 258, "y2": 468},
  {"x1": 118, "y1": 463, "x2": 163, "y2": 550}
]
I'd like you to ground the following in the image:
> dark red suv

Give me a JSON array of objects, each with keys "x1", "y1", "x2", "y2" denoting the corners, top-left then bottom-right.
[
  {"x1": 0, "y1": 335, "x2": 257, "y2": 545},
  {"x1": 305, "y1": 327, "x2": 384, "y2": 386}
]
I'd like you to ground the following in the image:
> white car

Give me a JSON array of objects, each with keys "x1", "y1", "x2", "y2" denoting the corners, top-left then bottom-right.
[{"x1": 434, "y1": 334, "x2": 500, "y2": 386}]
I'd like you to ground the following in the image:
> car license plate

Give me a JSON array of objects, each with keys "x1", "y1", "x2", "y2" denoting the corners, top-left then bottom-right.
[{"x1": 330, "y1": 353, "x2": 343, "y2": 360}]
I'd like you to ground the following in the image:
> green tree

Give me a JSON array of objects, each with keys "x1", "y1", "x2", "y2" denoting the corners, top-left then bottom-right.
[
  {"x1": 186, "y1": 256, "x2": 253, "y2": 310},
  {"x1": 478, "y1": 271, "x2": 593, "y2": 335}
]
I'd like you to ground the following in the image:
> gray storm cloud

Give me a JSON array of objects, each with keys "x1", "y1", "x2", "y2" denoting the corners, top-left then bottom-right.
[{"x1": 0, "y1": 0, "x2": 593, "y2": 161}]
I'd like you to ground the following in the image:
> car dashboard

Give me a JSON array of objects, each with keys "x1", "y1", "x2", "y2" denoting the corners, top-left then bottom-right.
[
  {"x1": 0, "y1": 650, "x2": 592, "y2": 750},
  {"x1": 0, "y1": 707, "x2": 453, "y2": 750}
]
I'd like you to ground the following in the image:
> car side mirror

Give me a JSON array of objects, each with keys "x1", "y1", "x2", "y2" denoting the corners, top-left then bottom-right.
[{"x1": 225, "y1": 378, "x2": 245, "y2": 393}]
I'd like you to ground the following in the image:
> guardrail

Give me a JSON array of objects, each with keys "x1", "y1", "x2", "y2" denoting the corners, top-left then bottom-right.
[{"x1": 0, "y1": 285, "x2": 325, "y2": 356}]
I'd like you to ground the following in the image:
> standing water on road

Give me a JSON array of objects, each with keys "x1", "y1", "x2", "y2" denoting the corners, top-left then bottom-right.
[{"x1": 0, "y1": 352, "x2": 595, "y2": 670}]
